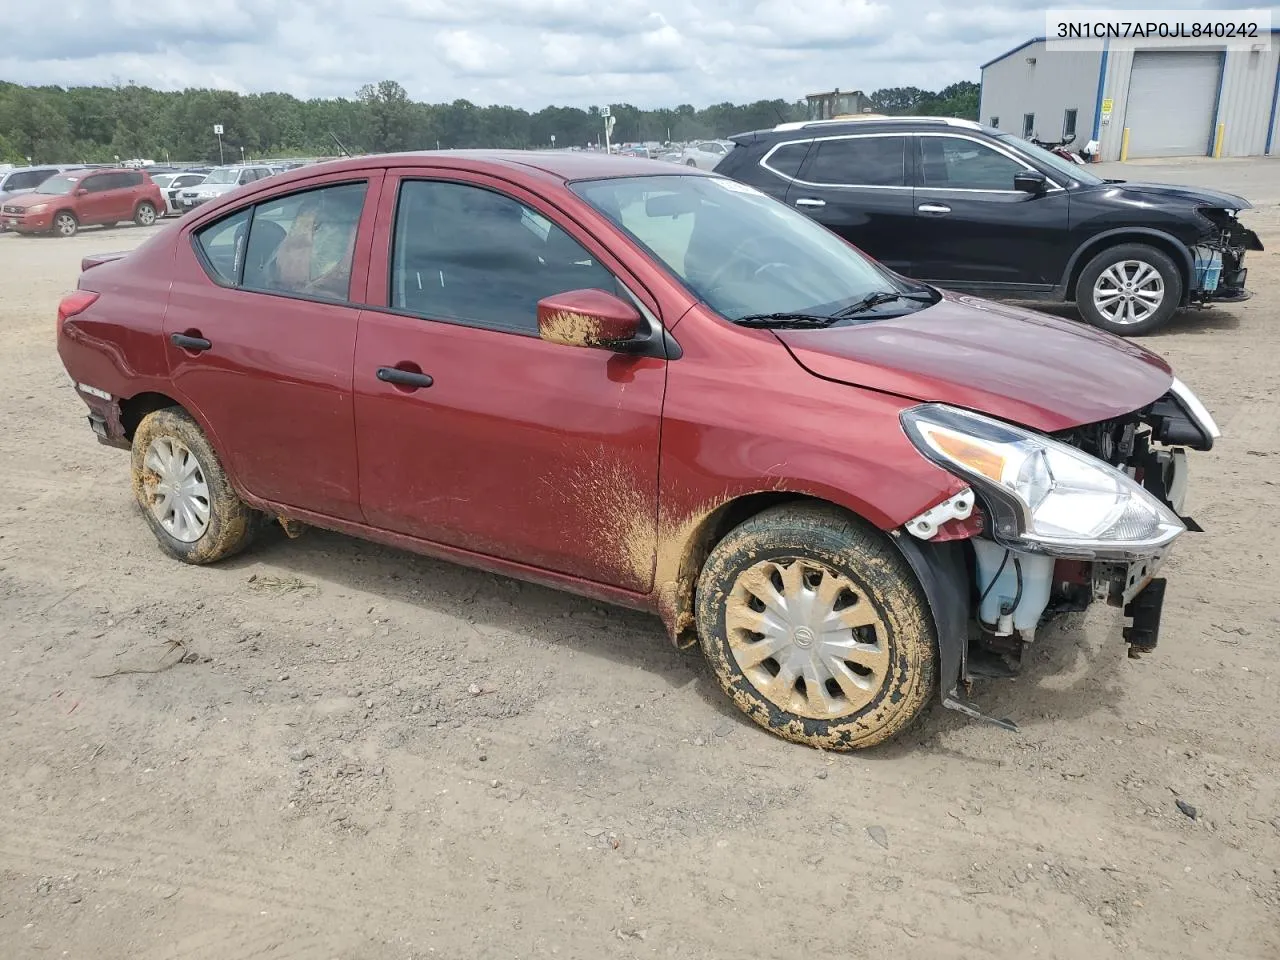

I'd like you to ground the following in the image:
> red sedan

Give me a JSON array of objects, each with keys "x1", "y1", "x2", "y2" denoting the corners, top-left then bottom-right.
[{"x1": 55, "y1": 151, "x2": 1218, "y2": 749}]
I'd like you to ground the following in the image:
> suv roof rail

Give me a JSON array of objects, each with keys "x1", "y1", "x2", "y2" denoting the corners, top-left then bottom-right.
[{"x1": 771, "y1": 116, "x2": 982, "y2": 132}]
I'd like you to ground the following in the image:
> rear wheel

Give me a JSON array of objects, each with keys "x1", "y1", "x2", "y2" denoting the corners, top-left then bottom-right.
[
  {"x1": 685, "y1": 158, "x2": 697, "y2": 166},
  {"x1": 1076, "y1": 243, "x2": 1181, "y2": 336},
  {"x1": 131, "y1": 408, "x2": 259, "y2": 564},
  {"x1": 695, "y1": 503, "x2": 936, "y2": 750},
  {"x1": 53, "y1": 211, "x2": 78, "y2": 237},
  {"x1": 134, "y1": 201, "x2": 158, "y2": 227}
]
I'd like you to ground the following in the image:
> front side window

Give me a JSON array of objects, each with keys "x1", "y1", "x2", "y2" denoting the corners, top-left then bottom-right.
[
  {"x1": 4, "y1": 170, "x2": 52, "y2": 191},
  {"x1": 572, "y1": 175, "x2": 910, "y2": 323},
  {"x1": 800, "y1": 136, "x2": 906, "y2": 187},
  {"x1": 919, "y1": 136, "x2": 1024, "y2": 190},
  {"x1": 241, "y1": 182, "x2": 367, "y2": 301},
  {"x1": 390, "y1": 180, "x2": 618, "y2": 335}
]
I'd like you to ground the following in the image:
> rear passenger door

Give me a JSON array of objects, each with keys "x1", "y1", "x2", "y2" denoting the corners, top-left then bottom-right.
[
  {"x1": 111, "y1": 171, "x2": 144, "y2": 220},
  {"x1": 76, "y1": 173, "x2": 117, "y2": 225},
  {"x1": 782, "y1": 134, "x2": 918, "y2": 275}
]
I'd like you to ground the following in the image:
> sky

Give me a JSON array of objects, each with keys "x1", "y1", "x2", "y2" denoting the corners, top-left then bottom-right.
[{"x1": 0, "y1": 0, "x2": 1272, "y2": 109}]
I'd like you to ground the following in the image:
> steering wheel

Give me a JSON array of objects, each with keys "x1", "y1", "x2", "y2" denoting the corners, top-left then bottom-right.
[{"x1": 703, "y1": 234, "x2": 793, "y2": 291}]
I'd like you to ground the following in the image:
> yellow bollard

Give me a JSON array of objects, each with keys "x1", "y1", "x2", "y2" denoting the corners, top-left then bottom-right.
[
  {"x1": 1120, "y1": 127, "x2": 1130, "y2": 161},
  {"x1": 1214, "y1": 123, "x2": 1225, "y2": 158}
]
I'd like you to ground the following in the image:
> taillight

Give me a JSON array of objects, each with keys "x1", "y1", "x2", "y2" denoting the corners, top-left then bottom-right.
[{"x1": 57, "y1": 290, "x2": 99, "y2": 332}]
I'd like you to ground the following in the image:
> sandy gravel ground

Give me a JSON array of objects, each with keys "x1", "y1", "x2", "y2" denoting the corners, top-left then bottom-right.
[{"x1": 1, "y1": 159, "x2": 1277, "y2": 960}]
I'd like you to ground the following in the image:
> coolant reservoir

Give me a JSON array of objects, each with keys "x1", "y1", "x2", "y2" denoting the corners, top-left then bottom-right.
[{"x1": 972, "y1": 539, "x2": 1055, "y2": 635}]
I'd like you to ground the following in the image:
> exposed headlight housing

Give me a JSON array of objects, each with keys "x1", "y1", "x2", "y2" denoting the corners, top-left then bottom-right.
[{"x1": 901, "y1": 404, "x2": 1184, "y2": 560}]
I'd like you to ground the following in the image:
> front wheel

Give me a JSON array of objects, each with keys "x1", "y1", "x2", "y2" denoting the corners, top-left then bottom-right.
[
  {"x1": 695, "y1": 503, "x2": 936, "y2": 750},
  {"x1": 134, "y1": 202, "x2": 158, "y2": 227},
  {"x1": 53, "y1": 211, "x2": 78, "y2": 237},
  {"x1": 1076, "y1": 243, "x2": 1182, "y2": 336},
  {"x1": 131, "y1": 408, "x2": 259, "y2": 564}
]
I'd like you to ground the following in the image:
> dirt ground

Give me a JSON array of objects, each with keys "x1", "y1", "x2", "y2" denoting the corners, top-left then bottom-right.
[{"x1": 1, "y1": 158, "x2": 1277, "y2": 960}]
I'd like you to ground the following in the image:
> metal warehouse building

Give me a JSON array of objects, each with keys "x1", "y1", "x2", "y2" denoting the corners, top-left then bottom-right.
[{"x1": 979, "y1": 33, "x2": 1280, "y2": 160}]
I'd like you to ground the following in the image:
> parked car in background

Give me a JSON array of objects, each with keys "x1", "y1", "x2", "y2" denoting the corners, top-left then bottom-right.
[
  {"x1": 0, "y1": 165, "x2": 84, "y2": 229},
  {"x1": 154, "y1": 171, "x2": 209, "y2": 216},
  {"x1": 717, "y1": 116, "x2": 1261, "y2": 335},
  {"x1": 680, "y1": 140, "x2": 733, "y2": 170},
  {"x1": 2, "y1": 168, "x2": 164, "y2": 236},
  {"x1": 54, "y1": 151, "x2": 1216, "y2": 750},
  {"x1": 177, "y1": 164, "x2": 275, "y2": 211},
  {"x1": 657, "y1": 149, "x2": 684, "y2": 164},
  {"x1": 621, "y1": 145, "x2": 653, "y2": 159}
]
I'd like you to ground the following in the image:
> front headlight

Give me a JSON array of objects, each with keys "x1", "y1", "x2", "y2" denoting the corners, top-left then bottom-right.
[
  {"x1": 26, "y1": 203, "x2": 48, "y2": 213},
  {"x1": 901, "y1": 404, "x2": 1184, "y2": 559}
]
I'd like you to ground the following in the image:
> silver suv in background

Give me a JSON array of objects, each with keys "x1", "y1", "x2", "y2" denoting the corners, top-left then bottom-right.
[{"x1": 177, "y1": 164, "x2": 275, "y2": 211}]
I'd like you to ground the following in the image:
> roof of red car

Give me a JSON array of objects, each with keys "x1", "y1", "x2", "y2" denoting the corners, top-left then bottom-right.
[{"x1": 275, "y1": 150, "x2": 706, "y2": 186}]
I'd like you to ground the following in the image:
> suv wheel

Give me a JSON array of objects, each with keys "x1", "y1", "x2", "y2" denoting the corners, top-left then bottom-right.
[
  {"x1": 134, "y1": 201, "x2": 158, "y2": 227},
  {"x1": 695, "y1": 503, "x2": 936, "y2": 750},
  {"x1": 53, "y1": 211, "x2": 78, "y2": 237},
  {"x1": 131, "y1": 408, "x2": 260, "y2": 564},
  {"x1": 1076, "y1": 243, "x2": 1181, "y2": 336}
]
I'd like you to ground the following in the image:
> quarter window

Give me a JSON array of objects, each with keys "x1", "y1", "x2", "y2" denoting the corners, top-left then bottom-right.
[
  {"x1": 764, "y1": 141, "x2": 811, "y2": 178},
  {"x1": 919, "y1": 136, "x2": 1025, "y2": 191},
  {"x1": 194, "y1": 208, "x2": 251, "y2": 284},
  {"x1": 800, "y1": 136, "x2": 906, "y2": 187},
  {"x1": 390, "y1": 180, "x2": 619, "y2": 335}
]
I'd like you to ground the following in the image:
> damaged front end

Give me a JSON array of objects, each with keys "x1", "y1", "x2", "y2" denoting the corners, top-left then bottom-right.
[
  {"x1": 1191, "y1": 207, "x2": 1263, "y2": 305},
  {"x1": 896, "y1": 379, "x2": 1220, "y2": 730}
]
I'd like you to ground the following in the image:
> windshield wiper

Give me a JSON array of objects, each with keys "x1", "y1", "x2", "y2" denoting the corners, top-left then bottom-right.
[
  {"x1": 833, "y1": 290, "x2": 933, "y2": 317},
  {"x1": 729, "y1": 312, "x2": 840, "y2": 329}
]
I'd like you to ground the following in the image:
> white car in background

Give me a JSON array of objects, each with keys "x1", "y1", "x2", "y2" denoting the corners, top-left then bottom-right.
[
  {"x1": 177, "y1": 164, "x2": 275, "y2": 211},
  {"x1": 151, "y1": 171, "x2": 209, "y2": 216},
  {"x1": 680, "y1": 140, "x2": 734, "y2": 170}
]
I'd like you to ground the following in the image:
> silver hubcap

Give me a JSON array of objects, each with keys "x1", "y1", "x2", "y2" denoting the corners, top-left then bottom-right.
[
  {"x1": 1093, "y1": 260, "x2": 1165, "y2": 325},
  {"x1": 726, "y1": 558, "x2": 891, "y2": 720},
  {"x1": 57, "y1": 215, "x2": 75, "y2": 235},
  {"x1": 142, "y1": 437, "x2": 211, "y2": 542},
  {"x1": 138, "y1": 206, "x2": 155, "y2": 224}
]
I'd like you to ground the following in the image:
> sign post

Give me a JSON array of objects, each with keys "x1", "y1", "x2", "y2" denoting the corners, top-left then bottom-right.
[
  {"x1": 601, "y1": 107, "x2": 614, "y2": 154},
  {"x1": 213, "y1": 124, "x2": 225, "y2": 165}
]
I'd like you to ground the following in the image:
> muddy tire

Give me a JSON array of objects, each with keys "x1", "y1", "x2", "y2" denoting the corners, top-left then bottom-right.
[
  {"x1": 53, "y1": 211, "x2": 78, "y2": 237},
  {"x1": 1075, "y1": 243, "x2": 1181, "y2": 336},
  {"x1": 695, "y1": 503, "x2": 936, "y2": 750},
  {"x1": 134, "y1": 202, "x2": 158, "y2": 227},
  {"x1": 130, "y1": 407, "x2": 258, "y2": 564}
]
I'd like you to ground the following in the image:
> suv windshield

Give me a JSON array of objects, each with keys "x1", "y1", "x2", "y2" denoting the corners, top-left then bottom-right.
[
  {"x1": 34, "y1": 176, "x2": 79, "y2": 196},
  {"x1": 203, "y1": 168, "x2": 240, "y2": 185},
  {"x1": 572, "y1": 175, "x2": 923, "y2": 322},
  {"x1": 995, "y1": 133, "x2": 1103, "y2": 185}
]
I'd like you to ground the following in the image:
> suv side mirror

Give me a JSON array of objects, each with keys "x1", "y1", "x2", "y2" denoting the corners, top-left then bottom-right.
[
  {"x1": 537, "y1": 289, "x2": 642, "y2": 351},
  {"x1": 1014, "y1": 170, "x2": 1049, "y2": 194},
  {"x1": 74, "y1": 188, "x2": 89, "y2": 196}
]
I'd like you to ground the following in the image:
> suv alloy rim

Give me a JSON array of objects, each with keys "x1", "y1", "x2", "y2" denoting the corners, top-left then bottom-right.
[
  {"x1": 725, "y1": 557, "x2": 890, "y2": 720},
  {"x1": 142, "y1": 436, "x2": 212, "y2": 542},
  {"x1": 56, "y1": 214, "x2": 76, "y2": 236},
  {"x1": 1093, "y1": 259, "x2": 1165, "y2": 325}
]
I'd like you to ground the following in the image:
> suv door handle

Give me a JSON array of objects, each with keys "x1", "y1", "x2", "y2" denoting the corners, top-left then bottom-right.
[
  {"x1": 917, "y1": 203, "x2": 952, "y2": 216},
  {"x1": 170, "y1": 333, "x2": 212, "y2": 352},
  {"x1": 377, "y1": 367, "x2": 434, "y2": 389},
  {"x1": 794, "y1": 198, "x2": 826, "y2": 208}
]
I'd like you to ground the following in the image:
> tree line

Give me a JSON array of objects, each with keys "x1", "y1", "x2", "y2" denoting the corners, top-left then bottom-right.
[{"x1": 0, "y1": 79, "x2": 980, "y2": 165}]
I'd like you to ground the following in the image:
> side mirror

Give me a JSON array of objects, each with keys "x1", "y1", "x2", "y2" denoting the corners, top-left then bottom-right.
[
  {"x1": 74, "y1": 188, "x2": 89, "y2": 196},
  {"x1": 1014, "y1": 170, "x2": 1048, "y2": 194},
  {"x1": 537, "y1": 289, "x2": 642, "y2": 351}
]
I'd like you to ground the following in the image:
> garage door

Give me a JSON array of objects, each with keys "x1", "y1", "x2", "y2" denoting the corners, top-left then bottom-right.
[{"x1": 1124, "y1": 51, "x2": 1223, "y2": 157}]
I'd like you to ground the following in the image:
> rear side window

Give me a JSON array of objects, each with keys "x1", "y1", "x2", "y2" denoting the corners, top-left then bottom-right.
[
  {"x1": 121, "y1": 172, "x2": 143, "y2": 188},
  {"x1": 4, "y1": 169, "x2": 54, "y2": 191},
  {"x1": 763, "y1": 141, "x2": 811, "y2": 178},
  {"x1": 800, "y1": 136, "x2": 907, "y2": 187},
  {"x1": 82, "y1": 174, "x2": 112, "y2": 193}
]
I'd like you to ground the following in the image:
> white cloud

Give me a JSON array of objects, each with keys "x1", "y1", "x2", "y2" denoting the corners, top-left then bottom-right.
[{"x1": 0, "y1": 0, "x2": 1251, "y2": 108}]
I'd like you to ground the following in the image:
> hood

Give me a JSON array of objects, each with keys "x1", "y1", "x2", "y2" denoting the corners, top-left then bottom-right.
[
  {"x1": 775, "y1": 291, "x2": 1173, "y2": 432},
  {"x1": 1099, "y1": 179, "x2": 1251, "y2": 210},
  {"x1": 2, "y1": 191, "x2": 59, "y2": 210},
  {"x1": 189, "y1": 182, "x2": 236, "y2": 194}
]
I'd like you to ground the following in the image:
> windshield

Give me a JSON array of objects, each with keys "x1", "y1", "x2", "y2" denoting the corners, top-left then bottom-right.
[
  {"x1": 151, "y1": 174, "x2": 175, "y2": 187},
  {"x1": 995, "y1": 133, "x2": 1103, "y2": 185},
  {"x1": 203, "y1": 168, "x2": 239, "y2": 185},
  {"x1": 572, "y1": 175, "x2": 920, "y2": 322},
  {"x1": 35, "y1": 176, "x2": 79, "y2": 196}
]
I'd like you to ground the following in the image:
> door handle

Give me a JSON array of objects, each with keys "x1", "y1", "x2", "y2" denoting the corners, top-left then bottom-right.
[
  {"x1": 377, "y1": 366, "x2": 434, "y2": 389},
  {"x1": 917, "y1": 203, "x2": 952, "y2": 216},
  {"x1": 170, "y1": 333, "x2": 212, "y2": 352},
  {"x1": 794, "y1": 198, "x2": 826, "y2": 208}
]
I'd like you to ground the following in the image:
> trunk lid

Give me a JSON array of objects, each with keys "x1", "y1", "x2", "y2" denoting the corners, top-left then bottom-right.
[{"x1": 775, "y1": 291, "x2": 1173, "y2": 432}]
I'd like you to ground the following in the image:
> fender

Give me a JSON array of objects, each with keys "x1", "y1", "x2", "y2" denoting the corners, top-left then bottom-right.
[{"x1": 1058, "y1": 227, "x2": 1196, "y2": 304}]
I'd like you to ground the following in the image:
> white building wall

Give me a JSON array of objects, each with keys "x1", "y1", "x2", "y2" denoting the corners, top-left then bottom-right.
[
  {"x1": 980, "y1": 41, "x2": 1102, "y2": 143},
  {"x1": 984, "y1": 36, "x2": 1280, "y2": 161}
]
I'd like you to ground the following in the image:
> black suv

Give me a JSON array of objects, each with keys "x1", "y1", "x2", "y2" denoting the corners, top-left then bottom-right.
[{"x1": 716, "y1": 117, "x2": 1261, "y2": 335}]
